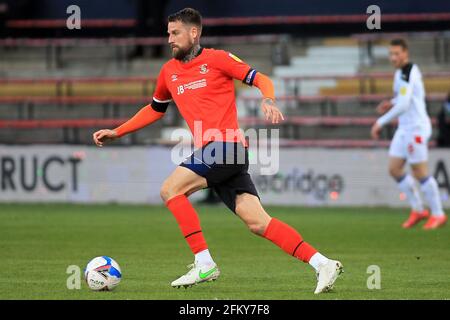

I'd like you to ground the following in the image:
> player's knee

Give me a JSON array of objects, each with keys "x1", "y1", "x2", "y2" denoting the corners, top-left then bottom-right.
[
  {"x1": 412, "y1": 171, "x2": 427, "y2": 181},
  {"x1": 411, "y1": 165, "x2": 428, "y2": 180},
  {"x1": 160, "y1": 180, "x2": 173, "y2": 202},
  {"x1": 388, "y1": 167, "x2": 396, "y2": 178},
  {"x1": 160, "y1": 179, "x2": 186, "y2": 202},
  {"x1": 247, "y1": 220, "x2": 269, "y2": 236},
  {"x1": 389, "y1": 166, "x2": 402, "y2": 179}
]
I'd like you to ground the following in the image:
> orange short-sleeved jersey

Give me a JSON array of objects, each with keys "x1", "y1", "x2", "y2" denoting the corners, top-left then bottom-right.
[{"x1": 153, "y1": 48, "x2": 256, "y2": 147}]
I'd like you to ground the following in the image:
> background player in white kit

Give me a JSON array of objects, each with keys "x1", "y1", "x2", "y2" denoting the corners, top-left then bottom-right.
[{"x1": 371, "y1": 39, "x2": 447, "y2": 230}]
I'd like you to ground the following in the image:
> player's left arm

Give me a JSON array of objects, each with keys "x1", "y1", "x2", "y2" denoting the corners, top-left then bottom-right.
[
  {"x1": 253, "y1": 72, "x2": 284, "y2": 124},
  {"x1": 215, "y1": 50, "x2": 284, "y2": 124},
  {"x1": 371, "y1": 68, "x2": 416, "y2": 139}
]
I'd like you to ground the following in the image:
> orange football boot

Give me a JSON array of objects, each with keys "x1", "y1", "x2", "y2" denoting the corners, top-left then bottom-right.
[
  {"x1": 423, "y1": 215, "x2": 447, "y2": 230},
  {"x1": 402, "y1": 210, "x2": 430, "y2": 229}
]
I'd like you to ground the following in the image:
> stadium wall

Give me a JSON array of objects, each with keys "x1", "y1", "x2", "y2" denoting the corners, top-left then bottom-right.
[{"x1": 0, "y1": 145, "x2": 449, "y2": 208}]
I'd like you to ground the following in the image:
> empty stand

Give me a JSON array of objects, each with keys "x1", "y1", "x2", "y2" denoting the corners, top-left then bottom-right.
[{"x1": 0, "y1": 32, "x2": 449, "y2": 146}]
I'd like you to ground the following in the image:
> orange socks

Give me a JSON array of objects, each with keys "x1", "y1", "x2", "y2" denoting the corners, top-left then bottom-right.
[
  {"x1": 263, "y1": 218, "x2": 317, "y2": 263},
  {"x1": 166, "y1": 195, "x2": 208, "y2": 254},
  {"x1": 166, "y1": 196, "x2": 317, "y2": 264}
]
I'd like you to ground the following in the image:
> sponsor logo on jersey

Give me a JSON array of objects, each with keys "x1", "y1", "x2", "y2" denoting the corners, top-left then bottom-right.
[
  {"x1": 400, "y1": 86, "x2": 407, "y2": 95},
  {"x1": 184, "y1": 79, "x2": 207, "y2": 90},
  {"x1": 177, "y1": 79, "x2": 207, "y2": 95},
  {"x1": 171, "y1": 74, "x2": 178, "y2": 82}
]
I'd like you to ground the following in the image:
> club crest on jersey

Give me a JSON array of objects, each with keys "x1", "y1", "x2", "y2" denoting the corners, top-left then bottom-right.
[
  {"x1": 171, "y1": 74, "x2": 178, "y2": 82},
  {"x1": 199, "y1": 64, "x2": 209, "y2": 74}
]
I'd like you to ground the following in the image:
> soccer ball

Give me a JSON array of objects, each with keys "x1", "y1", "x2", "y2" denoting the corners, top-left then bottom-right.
[{"x1": 84, "y1": 256, "x2": 122, "y2": 291}]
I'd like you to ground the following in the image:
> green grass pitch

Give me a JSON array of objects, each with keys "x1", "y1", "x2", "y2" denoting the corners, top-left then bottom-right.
[{"x1": 0, "y1": 203, "x2": 449, "y2": 300}]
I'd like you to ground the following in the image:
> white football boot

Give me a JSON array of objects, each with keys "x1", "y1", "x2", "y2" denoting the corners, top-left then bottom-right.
[
  {"x1": 171, "y1": 263, "x2": 220, "y2": 288},
  {"x1": 314, "y1": 260, "x2": 344, "y2": 294}
]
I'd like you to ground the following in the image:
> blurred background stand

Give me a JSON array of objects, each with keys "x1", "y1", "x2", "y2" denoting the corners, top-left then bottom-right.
[
  {"x1": 437, "y1": 93, "x2": 450, "y2": 148},
  {"x1": 129, "y1": 0, "x2": 168, "y2": 60}
]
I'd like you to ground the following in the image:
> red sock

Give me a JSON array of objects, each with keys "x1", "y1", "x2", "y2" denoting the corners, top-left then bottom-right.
[
  {"x1": 263, "y1": 218, "x2": 317, "y2": 263},
  {"x1": 166, "y1": 195, "x2": 208, "y2": 254}
]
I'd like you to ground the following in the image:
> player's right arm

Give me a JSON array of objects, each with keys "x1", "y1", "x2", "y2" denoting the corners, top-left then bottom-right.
[
  {"x1": 93, "y1": 67, "x2": 172, "y2": 147},
  {"x1": 376, "y1": 100, "x2": 393, "y2": 115},
  {"x1": 376, "y1": 78, "x2": 413, "y2": 127},
  {"x1": 376, "y1": 71, "x2": 402, "y2": 115},
  {"x1": 376, "y1": 66, "x2": 418, "y2": 127},
  {"x1": 371, "y1": 66, "x2": 416, "y2": 139}
]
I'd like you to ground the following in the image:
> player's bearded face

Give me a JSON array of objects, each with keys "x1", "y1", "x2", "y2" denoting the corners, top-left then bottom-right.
[
  {"x1": 168, "y1": 22, "x2": 196, "y2": 60},
  {"x1": 172, "y1": 38, "x2": 195, "y2": 60}
]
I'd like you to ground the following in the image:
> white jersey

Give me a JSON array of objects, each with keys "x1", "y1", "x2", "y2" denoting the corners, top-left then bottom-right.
[{"x1": 377, "y1": 63, "x2": 432, "y2": 133}]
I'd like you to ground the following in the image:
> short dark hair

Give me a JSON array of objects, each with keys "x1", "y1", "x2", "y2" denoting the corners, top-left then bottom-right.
[
  {"x1": 390, "y1": 38, "x2": 408, "y2": 50},
  {"x1": 168, "y1": 8, "x2": 202, "y2": 29}
]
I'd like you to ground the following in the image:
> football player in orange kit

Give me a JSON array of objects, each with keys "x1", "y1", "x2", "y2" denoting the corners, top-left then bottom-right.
[{"x1": 93, "y1": 8, "x2": 343, "y2": 294}]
